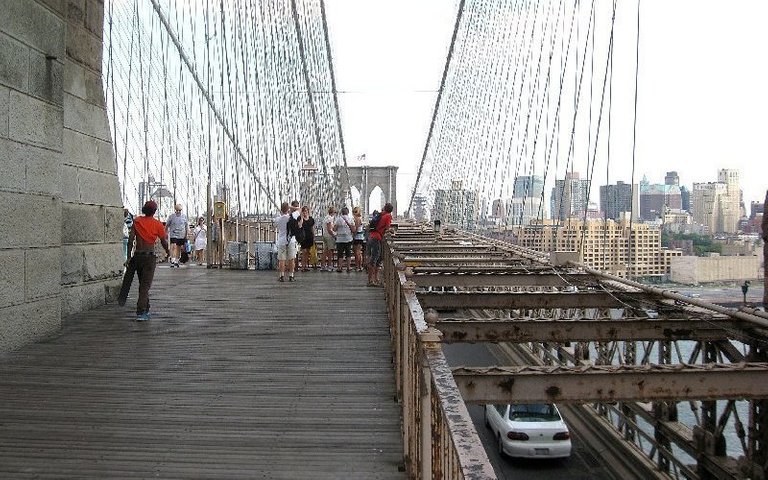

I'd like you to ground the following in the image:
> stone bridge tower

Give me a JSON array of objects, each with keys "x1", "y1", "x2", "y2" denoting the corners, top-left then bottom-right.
[
  {"x1": 337, "y1": 165, "x2": 398, "y2": 216},
  {"x1": 0, "y1": 0, "x2": 122, "y2": 352}
]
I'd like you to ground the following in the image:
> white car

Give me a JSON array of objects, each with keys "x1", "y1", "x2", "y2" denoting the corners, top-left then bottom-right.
[{"x1": 484, "y1": 403, "x2": 572, "y2": 459}]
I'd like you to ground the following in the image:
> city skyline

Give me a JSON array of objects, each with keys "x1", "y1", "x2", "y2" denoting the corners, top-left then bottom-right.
[{"x1": 326, "y1": 0, "x2": 768, "y2": 210}]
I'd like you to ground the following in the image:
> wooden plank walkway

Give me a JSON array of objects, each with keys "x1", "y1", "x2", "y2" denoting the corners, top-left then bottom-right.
[{"x1": 0, "y1": 266, "x2": 405, "y2": 479}]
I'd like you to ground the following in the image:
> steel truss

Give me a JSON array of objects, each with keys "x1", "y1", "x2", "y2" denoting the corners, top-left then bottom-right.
[{"x1": 385, "y1": 224, "x2": 768, "y2": 480}]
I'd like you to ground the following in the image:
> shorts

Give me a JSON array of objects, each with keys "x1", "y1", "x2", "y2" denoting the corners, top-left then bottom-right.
[
  {"x1": 170, "y1": 237, "x2": 186, "y2": 246},
  {"x1": 367, "y1": 238, "x2": 382, "y2": 267},
  {"x1": 337, "y1": 241, "x2": 352, "y2": 258},
  {"x1": 323, "y1": 235, "x2": 336, "y2": 250},
  {"x1": 277, "y1": 242, "x2": 298, "y2": 261},
  {"x1": 353, "y1": 238, "x2": 365, "y2": 246}
]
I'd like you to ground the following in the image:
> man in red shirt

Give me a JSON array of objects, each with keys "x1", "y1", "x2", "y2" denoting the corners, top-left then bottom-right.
[
  {"x1": 367, "y1": 202, "x2": 393, "y2": 287},
  {"x1": 123, "y1": 201, "x2": 171, "y2": 321}
]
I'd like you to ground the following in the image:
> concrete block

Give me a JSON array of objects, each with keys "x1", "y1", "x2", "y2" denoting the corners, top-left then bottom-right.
[
  {"x1": 66, "y1": 0, "x2": 85, "y2": 24},
  {"x1": 104, "y1": 206, "x2": 123, "y2": 242},
  {"x1": 29, "y1": 52, "x2": 64, "y2": 106},
  {"x1": 0, "y1": 138, "x2": 26, "y2": 192},
  {"x1": 8, "y1": 90, "x2": 63, "y2": 150},
  {"x1": 61, "y1": 280, "x2": 114, "y2": 316},
  {"x1": 60, "y1": 164, "x2": 80, "y2": 202},
  {"x1": 24, "y1": 142, "x2": 61, "y2": 196},
  {"x1": 63, "y1": 91, "x2": 108, "y2": 141},
  {"x1": 65, "y1": 22, "x2": 101, "y2": 73},
  {"x1": 0, "y1": 296, "x2": 61, "y2": 353},
  {"x1": 83, "y1": 242, "x2": 122, "y2": 281},
  {"x1": 61, "y1": 203, "x2": 104, "y2": 243},
  {"x1": 38, "y1": 0, "x2": 66, "y2": 16},
  {"x1": 63, "y1": 58, "x2": 103, "y2": 106},
  {"x1": 78, "y1": 168, "x2": 120, "y2": 206},
  {"x1": 0, "y1": 0, "x2": 65, "y2": 59},
  {"x1": 0, "y1": 32, "x2": 29, "y2": 91},
  {"x1": 0, "y1": 192, "x2": 61, "y2": 248},
  {"x1": 0, "y1": 85, "x2": 7, "y2": 138},
  {"x1": 60, "y1": 244, "x2": 84, "y2": 285},
  {"x1": 25, "y1": 246, "x2": 61, "y2": 300},
  {"x1": 63, "y1": 128, "x2": 113, "y2": 172},
  {"x1": 0, "y1": 249, "x2": 25, "y2": 307},
  {"x1": 84, "y1": 0, "x2": 103, "y2": 39}
]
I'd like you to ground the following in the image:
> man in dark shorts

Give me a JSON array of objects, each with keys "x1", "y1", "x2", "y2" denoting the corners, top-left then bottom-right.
[
  {"x1": 165, "y1": 203, "x2": 188, "y2": 268},
  {"x1": 367, "y1": 202, "x2": 393, "y2": 286}
]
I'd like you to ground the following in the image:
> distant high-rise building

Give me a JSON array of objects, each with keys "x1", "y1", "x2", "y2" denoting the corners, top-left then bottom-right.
[
  {"x1": 664, "y1": 171, "x2": 680, "y2": 186},
  {"x1": 432, "y1": 179, "x2": 479, "y2": 230},
  {"x1": 680, "y1": 185, "x2": 691, "y2": 212},
  {"x1": 599, "y1": 181, "x2": 639, "y2": 221},
  {"x1": 515, "y1": 218, "x2": 682, "y2": 279},
  {"x1": 412, "y1": 194, "x2": 429, "y2": 222},
  {"x1": 639, "y1": 176, "x2": 682, "y2": 221},
  {"x1": 550, "y1": 172, "x2": 590, "y2": 221},
  {"x1": 718, "y1": 169, "x2": 741, "y2": 232},
  {"x1": 690, "y1": 170, "x2": 742, "y2": 234},
  {"x1": 513, "y1": 175, "x2": 544, "y2": 199},
  {"x1": 510, "y1": 175, "x2": 544, "y2": 225},
  {"x1": 691, "y1": 182, "x2": 729, "y2": 234}
]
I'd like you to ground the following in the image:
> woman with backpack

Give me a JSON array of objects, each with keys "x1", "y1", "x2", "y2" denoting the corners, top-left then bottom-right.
[{"x1": 367, "y1": 203, "x2": 393, "y2": 286}]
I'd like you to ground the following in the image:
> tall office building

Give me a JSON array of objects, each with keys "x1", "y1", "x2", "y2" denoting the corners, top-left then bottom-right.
[
  {"x1": 433, "y1": 180, "x2": 479, "y2": 230},
  {"x1": 550, "y1": 172, "x2": 590, "y2": 221},
  {"x1": 515, "y1": 219, "x2": 682, "y2": 279},
  {"x1": 718, "y1": 169, "x2": 741, "y2": 233},
  {"x1": 680, "y1": 186, "x2": 691, "y2": 212},
  {"x1": 690, "y1": 170, "x2": 741, "y2": 234},
  {"x1": 412, "y1": 194, "x2": 429, "y2": 222},
  {"x1": 599, "y1": 181, "x2": 639, "y2": 221},
  {"x1": 691, "y1": 182, "x2": 728, "y2": 234},
  {"x1": 639, "y1": 176, "x2": 682, "y2": 221},
  {"x1": 509, "y1": 175, "x2": 544, "y2": 225},
  {"x1": 665, "y1": 171, "x2": 680, "y2": 186}
]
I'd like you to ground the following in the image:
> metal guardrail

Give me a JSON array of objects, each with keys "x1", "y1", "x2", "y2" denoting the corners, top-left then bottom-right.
[
  {"x1": 382, "y1": 237, "x2": 496, "y2": 479},
  {"x1": 382, "y1": 222, "x2": 768, "y2": 480}
]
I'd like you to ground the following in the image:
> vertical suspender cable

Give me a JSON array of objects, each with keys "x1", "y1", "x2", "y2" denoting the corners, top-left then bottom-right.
[
  {"x1": 148, "y1": 0, "x2": 278, "y2": 210},
  {"x1": 319, "y1": 0, "x2": 351, "y2": 205},
  {"x1": 628, "y1": 0, "x2": 641, "y2": 278},
  {"x1": 406, "y1": 0, "x2": 467, "y2": 217}
]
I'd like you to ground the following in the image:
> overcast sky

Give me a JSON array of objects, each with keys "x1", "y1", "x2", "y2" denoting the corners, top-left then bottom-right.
[{"x1": 325, "y1": 0, "x2": 768, "y2": 210}]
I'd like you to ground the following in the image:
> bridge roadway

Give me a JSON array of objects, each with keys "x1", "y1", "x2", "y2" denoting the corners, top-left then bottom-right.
[{"x1": 0, "y1": 266, "x2": 405, "y2": 479}]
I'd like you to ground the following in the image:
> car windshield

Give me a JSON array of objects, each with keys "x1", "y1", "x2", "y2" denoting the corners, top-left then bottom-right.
[{"x1": 508, "y1": 404, "x2": 560, "y2": 421}]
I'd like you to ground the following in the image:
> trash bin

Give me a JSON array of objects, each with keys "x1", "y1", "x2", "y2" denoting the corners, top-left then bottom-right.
[
  {"x1": 254, "y1": 242, "x2": 276, "y2": 270},
  {"x1": 227, "y1": 241, "x2": 248, "y2": 270}
]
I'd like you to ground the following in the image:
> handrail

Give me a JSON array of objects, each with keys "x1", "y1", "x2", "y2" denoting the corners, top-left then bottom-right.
[{"x1": 382, "y1": 234, "x2": 496, "y2": 479}]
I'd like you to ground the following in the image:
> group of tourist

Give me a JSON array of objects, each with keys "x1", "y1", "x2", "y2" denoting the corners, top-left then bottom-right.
[
  {"x1": 122, "y1": 199, "x2": 394, "y2": 321},
  {"x1": 273, "y1": 201, "x2": 394, "y2": 287}
]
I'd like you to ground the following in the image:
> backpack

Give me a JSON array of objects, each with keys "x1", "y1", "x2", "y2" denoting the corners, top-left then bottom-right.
[
  {"x1": 368, "y1": 212, "x2": 381, "y2": 232},
  {"x1": 287, "y1": 215, "x2": 305, "y2": 243}
]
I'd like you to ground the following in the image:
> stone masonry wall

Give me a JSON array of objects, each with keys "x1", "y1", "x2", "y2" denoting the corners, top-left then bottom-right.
[{"x1": 0, "y1": 0, "x2": 120, "y2": 353}]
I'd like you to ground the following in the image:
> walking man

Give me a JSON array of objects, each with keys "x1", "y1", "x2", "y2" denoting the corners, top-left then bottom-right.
[
  {"x1": 166, "y1": 203, "x2": 188, "y2": 267},
  {"x1": 124, "y1": 201, "x2": 170, "y2": 321}
]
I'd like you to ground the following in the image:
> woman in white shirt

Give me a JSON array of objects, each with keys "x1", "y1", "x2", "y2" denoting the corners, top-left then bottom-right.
[{"x1": 192, "y1": 217, "x2": 207, "y2": 265}]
